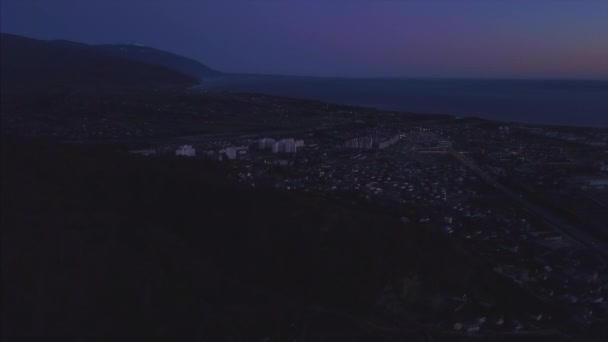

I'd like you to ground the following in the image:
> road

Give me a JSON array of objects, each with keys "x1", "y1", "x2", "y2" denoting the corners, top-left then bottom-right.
[{"x1": 451, "y1": 150, "x2": 608, "y2": 260}]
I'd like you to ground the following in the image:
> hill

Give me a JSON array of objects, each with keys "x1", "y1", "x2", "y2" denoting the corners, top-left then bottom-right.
[
  {"x1": 96, "y1": 44, "x2": 221, "y2": 80},
  {"x1": 0, "y1": 33, "x2": 198, "y2": 88}
]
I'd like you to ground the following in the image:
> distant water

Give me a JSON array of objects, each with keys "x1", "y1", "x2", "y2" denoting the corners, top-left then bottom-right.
[{"x1": 201, "y1": 76, "x2": 608, "y2": 127}]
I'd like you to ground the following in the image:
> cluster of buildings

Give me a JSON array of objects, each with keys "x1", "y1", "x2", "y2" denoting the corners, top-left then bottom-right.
[
  {"x1": 132, "y1": 118, "x2": 608, "y2": 336},
  {"x1": 345, "y1": 135, "x2": 401, "y2": 150},
  {"x1": 165, "y1": 137, "x2": 307, "y2": 161},
  {"x1": 229, "y1": 127, "x2": 608, "y2": 334},
  {"x1": 175, "y1": 145, "x2": 196, "y2": 157},
  {"x1": 258, "y1": 138, "x2": 304, "y2": 153},
  {"x1": 219, "y1": 146, "x2": 249, "y2": 160},
  {"x1": 345, "y1": 136, "x2": 374, "y2": 149}
]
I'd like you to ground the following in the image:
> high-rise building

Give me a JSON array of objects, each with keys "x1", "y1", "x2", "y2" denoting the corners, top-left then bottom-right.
[
  {"x1": 224, "y1": 147, "x2": 237, "y2": 160},
  {"x1": 281, "y1": 139, "x2": 296, "y2": 153},
  {"x1": 360, "y1": 137, "x2": 374, "y2": 149},
  {"x1": 258, "y1": 138, "x2": 276, "y2": 150},
  {"x1": 220, "y1": 146, "x2": 248, "y2": 160},
  {"x1": 345, "y1": 138, "x2": 359, "y2": 149},
  {"x1": 270, "y1": 139, "x2": 297, "y2": 153},
  {"x1": 271, "y1": 141, "x2": 280, "y2": 153}
]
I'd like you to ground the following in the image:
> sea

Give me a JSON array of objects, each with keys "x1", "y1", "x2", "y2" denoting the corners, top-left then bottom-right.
[{"x1": 200, "y1": 76, "x2": 608, "y2": 127}]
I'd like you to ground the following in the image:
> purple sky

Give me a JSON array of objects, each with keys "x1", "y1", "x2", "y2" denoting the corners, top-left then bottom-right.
[{"x1": 2, "y1": 0, "x2": 607, "y2": 79}]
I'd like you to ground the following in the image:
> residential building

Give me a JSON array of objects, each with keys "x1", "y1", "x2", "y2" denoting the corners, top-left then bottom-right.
[{"x1": 176, "y1": 145, "x2": 195, "y2": 157}]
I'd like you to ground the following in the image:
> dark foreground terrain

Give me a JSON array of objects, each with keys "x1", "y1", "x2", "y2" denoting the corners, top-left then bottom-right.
[{"x1": 1, "y1": 137, "x2": 583, "y2": 341}]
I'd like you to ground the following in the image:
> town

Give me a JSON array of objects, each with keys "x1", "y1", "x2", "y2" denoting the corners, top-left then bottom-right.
[
  {"x1": 125, "y1": 109, "x2": 608, "y2": 337},
  {"x1": 4, "y1": 83, "x2": 608, "y2": 337}
]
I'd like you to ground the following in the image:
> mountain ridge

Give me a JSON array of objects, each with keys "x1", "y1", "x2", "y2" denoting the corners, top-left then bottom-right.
[
  {"x1": 0, "y1": 33, "x2": 217, "y2": 87},
  {"x1": 95, "y1": 43, "x2": 222, "y2": 79}
]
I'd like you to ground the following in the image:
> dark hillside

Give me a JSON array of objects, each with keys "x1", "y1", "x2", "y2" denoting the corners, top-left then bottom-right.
[
  {"x1": 97, "y1": 44, "x2": 221, "y2": 80},
  {"x1": 0, "y1": 33, "x2": 197, "y2": 88}
]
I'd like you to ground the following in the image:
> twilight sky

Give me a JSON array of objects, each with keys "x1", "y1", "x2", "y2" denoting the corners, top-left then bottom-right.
[{"x1": 2, "y1": 0, "x2": 607, "y2": 79}]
